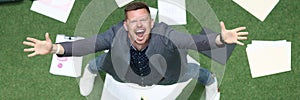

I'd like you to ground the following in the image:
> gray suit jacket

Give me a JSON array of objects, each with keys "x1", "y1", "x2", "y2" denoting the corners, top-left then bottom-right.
[{"x1": 59, "y1": 21, "x2": 223, "y2": 85}]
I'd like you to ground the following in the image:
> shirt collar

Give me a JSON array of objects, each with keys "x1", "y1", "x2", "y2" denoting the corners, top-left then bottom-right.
[{"x1": 130, "y1": 44, "x2": 148, "y2": 52}]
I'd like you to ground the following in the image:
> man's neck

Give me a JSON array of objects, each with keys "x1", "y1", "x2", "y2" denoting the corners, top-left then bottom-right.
[{"x1": 131, "y1": 42, "x2": 148, "y2": 51}]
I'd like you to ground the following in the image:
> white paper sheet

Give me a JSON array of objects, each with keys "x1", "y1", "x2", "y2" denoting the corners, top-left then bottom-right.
[
  {"x1": 101, "y1": 55, "x2": 196, "y2": 100},
  {"x1": 149, "y1": 7, "x2": 158, "y2": 21},
  {"x1": 233, "y1": 0, "x2": 279, "y2": 21},
  {"x1": 30, "y1": 0, "x2": 75, "y2": 23},
  {"x1": 246, "y1": 40, "x2": 291, "y2": 78},
  {"x1": 114, "y1": 0, "x2": 134, "y2": 7},
  {"x1": 50, "y1": 34, "x2": 84, "y2": 77},
  {"x1": 158, "y1": 0, "x2": 187, "y2": 25}
]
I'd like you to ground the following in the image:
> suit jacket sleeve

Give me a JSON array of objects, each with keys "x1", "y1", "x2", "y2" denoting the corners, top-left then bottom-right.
[
  {"x1": 57, "y1": 21, "x2": 124, "y2": 57},
  {"x1": 151, "y1": 22, "x2": 224, "y2": 52}
]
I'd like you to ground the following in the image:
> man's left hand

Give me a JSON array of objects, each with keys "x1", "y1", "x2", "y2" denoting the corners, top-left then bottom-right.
[{"x1": 220, "y1": 21, "x2": 248, "y2": 45}]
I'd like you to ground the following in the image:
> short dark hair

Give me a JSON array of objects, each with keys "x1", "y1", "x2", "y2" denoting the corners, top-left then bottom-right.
[{"x1": 124, "y1": 2, "x2": 150, "y2": 20}]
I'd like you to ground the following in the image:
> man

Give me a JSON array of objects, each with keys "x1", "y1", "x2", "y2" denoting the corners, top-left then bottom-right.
[{"x1": 23, "y1": 2, "x2": 248, "y2": 100}]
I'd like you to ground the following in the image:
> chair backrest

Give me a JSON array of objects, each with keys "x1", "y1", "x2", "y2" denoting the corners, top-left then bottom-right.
[
  {"x1": 101, "y1": 73, "x2": 192, "y2": 100},
  {"x1": 101, "y1": 55, "x2": 199, "y2": 100}
]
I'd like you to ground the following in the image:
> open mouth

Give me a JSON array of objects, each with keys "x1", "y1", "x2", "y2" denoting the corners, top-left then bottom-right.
[{"x1": 135, "y1": 29, "x2": 145, "y2": 37}]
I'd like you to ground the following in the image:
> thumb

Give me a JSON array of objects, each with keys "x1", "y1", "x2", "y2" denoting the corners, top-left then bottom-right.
[
  {"x1": 220, "y1": 21, "x2": 226, "y2": 32},
  {"x1": 45, "y1": 32, "x2": 51, "y2": 43}
]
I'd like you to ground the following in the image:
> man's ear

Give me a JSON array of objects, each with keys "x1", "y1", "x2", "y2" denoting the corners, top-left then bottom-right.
[
  {"x1": 151, "y1": 19, "x2": 154, "y2": 28},
  {"x1": 123, "y1": 21, "x2": 128, "y2": 31}
]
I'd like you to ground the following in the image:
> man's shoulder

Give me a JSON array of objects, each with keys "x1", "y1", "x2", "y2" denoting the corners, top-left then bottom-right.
[
  {"x1": 151, "y1": 22, "x2": 172, "y2": 35},
  {"x1": 112, "y1": 21, "x2": 125, "y2": 30},
  {"x1": 108, "y1": 20, "x2": 126, "y2": 35},
  {"x1": 153, "y1": 22, "x2": 169, "y2": 28}
]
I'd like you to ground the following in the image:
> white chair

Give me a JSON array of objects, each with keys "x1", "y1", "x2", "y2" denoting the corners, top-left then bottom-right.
[{"x1": 100, "y1": 55, "x2": 199, "y2": 100}]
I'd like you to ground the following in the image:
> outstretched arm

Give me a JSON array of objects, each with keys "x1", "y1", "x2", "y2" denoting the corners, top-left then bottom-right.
[
  {"x1": 23, "y1": 33, "x2": 64, "y2": 57},
  {"x1": 216, "y1": 21, "x2": 248, "y2": 46}
]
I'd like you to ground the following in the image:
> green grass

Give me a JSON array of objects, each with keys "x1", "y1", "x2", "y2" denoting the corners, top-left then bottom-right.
[{"x1": 0, "y1": 0, "x2": 299, "y2": 99}]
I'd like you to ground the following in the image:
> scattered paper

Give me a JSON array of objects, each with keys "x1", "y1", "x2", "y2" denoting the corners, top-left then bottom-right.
[
  {"x1": 50, "y1": 34, "x2": 84, "y2": 77},
  {"x1": 30, "y1": 0, "x2": 75, "y2": 23},
  {"x1": 158, "y1": 0, "x2": 187, "y2": 25},
  {"x1": 101, "y1": 55, "x2": 196, "y2": 100},
  {"x1": 233, "y1": 0, "x2": 279, "y2": 21},
  {"x1": 246, "y1": 40, "x2": 291, "y2": 78},
  {"x1": 149, "y1": 7, "x2": 158, "y2": 21},
  {"x1": 114, "y1": 0, "x2": 134, "y2": 8}
]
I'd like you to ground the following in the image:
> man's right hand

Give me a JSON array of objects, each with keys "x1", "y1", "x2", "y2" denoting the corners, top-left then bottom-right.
[{"x1": 23, "y1": 33, "x2": 53, "y2": 57}]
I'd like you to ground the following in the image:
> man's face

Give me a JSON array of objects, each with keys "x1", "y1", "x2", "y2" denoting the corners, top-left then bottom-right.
[{"x1": 124, "y1": 9, "x2": 154, "y2": 45}]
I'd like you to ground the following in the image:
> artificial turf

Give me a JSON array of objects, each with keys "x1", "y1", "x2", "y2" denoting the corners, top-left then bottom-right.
[{"x1": 0, "y1": 0, "x2": 299, "y2": 99}]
